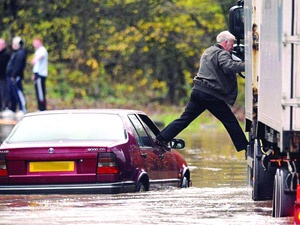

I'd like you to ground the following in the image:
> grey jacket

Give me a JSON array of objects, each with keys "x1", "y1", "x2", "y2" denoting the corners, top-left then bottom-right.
[{"x1": 193, "y1": 44, "x2": 245, "y2": 106}]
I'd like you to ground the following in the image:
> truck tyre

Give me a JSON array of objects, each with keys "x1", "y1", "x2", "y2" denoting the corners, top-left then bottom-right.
[
  {"x1": 272, "y1": 168, "x2": 295, "y2": 217},
  {"x1": 252, "y1": 139, "x2": 276, "y2": 200}
]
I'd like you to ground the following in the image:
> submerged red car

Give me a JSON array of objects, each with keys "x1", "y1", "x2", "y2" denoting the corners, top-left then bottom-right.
[{"x1": 0, "y1": 109, "x2": 190, "y2": 194}]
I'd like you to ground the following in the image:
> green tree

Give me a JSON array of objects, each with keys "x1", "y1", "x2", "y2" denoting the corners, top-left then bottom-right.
[{"x1": 0, "y1": 0, "x2": 238, "y2": 109}]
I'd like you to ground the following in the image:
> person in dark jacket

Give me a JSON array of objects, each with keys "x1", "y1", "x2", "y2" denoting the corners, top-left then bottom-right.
[
  {"x1": 6, "y1": 36, "x2": 27, "y2": 116},
  {"x1": 0, "y1": 38, "x2": 10, "y2": 112},
  {"x1": 155, "y1": 31, "x2": 248, "y2": 152}
]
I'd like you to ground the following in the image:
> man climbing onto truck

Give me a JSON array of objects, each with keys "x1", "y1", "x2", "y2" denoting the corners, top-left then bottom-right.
[{"x1": 155, "y1": 30, "x2": 248, "y2": 153}]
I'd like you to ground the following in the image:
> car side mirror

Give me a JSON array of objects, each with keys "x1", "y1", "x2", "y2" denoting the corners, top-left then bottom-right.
[
  {"x1": 170, "y1": 139, "x2": 185, "y2": 149},
  {"x1": 229, "y1": 5, "x2": 244, "y2": 40}
]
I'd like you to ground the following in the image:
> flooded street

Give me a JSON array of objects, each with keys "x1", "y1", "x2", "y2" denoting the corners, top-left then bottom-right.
[
  {"x1": 0, "y1": 187, "x2": 293, "y2": 225},
  {"x1": 0, "y1": 123, "x2": 294, "y2": 225}
]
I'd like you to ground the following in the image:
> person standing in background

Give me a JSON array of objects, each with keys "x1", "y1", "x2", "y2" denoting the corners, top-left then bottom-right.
[
  {"x1": 0, "y1": 38, "x2": 10, "y2": 113},
  {"x1": 6, "y1": 36, "x2": 27, "y2": 117},
  {"x1": 31, "y1": 37, "x2": 48, "y2": 111}
]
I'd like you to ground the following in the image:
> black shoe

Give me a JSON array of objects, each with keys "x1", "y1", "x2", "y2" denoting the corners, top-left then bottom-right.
[{"x1": 154, "y1": 139, "x2": 170, "y2": 151}]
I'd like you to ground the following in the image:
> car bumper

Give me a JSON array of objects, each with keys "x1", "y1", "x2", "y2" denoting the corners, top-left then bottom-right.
[{"x1": 0, "y1": 181, "x2": 136, "y2": 194}]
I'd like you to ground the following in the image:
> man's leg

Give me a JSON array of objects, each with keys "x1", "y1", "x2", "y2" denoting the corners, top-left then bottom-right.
[
  {"x1": 157, "y1": 90, "x2": 206, "y2": 143},
  {"x1": 7, "y1": 79, "x2": 16, "y2": 112},
  {"x1": 15, "y1": 79, "x2": 27, "y2": 113},
  {"x1": 207, "y1": 100, "x2": 248, "y2": 151},
  {"x1": 35, "y1": 75, "x2": 46, "y2": 111},
  {"x1": 41, "y1": 76, "x2": 47, "y2": 110},
  {"x1": 0, "y1": 80, "x2": 4, "y2": 111}
]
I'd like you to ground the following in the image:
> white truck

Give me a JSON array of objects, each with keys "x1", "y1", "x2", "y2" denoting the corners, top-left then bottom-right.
[{"x1": 229, "y1": 0, "x2": 300, "y2": 223}]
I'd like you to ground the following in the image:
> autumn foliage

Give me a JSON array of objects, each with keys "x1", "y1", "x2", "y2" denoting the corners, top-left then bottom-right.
[{"x1": 0, "y1": 0, "x2": 239, "y2": 110}]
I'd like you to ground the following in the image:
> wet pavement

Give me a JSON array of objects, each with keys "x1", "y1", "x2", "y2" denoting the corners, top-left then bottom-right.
[{"x1": 0, "y1": 123, "x2": 294, "y2": 225}]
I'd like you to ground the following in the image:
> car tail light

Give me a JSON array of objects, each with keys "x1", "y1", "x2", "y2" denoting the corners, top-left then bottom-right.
[
  {"x1": 295, "y1": 207, "x2": 300, "y2": 224},
  {"x1": 0, "y1": 154, "x2": 8, "y2": 176},
  {"x1": 295, "y1": 185, "x2": 300, "y2": 224},
  {"x1": 97, "y1": 152, "x2": 119, "y2": 174},
  {"x1": 297, "y1": 185, "x2": 300, "y2": 202}
]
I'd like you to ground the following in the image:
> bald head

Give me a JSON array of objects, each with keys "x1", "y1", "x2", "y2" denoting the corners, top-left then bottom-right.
[
  {"x1": 0, "y1": 39, "x2": 6, "y2": 51},
  {"x1": 12, "y1": 36, "x2": 23, "y2": 50}
]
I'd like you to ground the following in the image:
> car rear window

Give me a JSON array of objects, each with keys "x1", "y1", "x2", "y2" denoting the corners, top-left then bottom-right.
[{"x1": 6, "y1": 113, "x2": 126, "y2": 143}]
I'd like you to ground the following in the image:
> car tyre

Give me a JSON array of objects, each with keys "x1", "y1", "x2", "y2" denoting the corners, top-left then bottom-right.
[{"x1": 181, "y1": 176, "x2": 189, "y2": 188}]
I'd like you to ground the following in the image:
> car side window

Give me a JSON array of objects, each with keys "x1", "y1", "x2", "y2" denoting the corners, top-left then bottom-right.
[
  {"x1": 128, "y1": 115, "x2": 153, "y2": 147},
  {"x1": 138, "y1": 114, "x2": 160, "y2": 139}
]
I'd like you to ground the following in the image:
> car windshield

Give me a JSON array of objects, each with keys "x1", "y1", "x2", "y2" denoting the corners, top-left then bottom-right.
[{"x1": 6, "y1": 113, "x2": 126, "y2": 143}]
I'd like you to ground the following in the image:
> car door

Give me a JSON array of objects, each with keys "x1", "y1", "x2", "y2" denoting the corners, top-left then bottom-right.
[
  {"x1": 128, "y1": 114, "x2": 165, "y2": 180},
  {"x1": 128, "y1": 114, "x2": 178, "y2": 181},
  {"x1": 137, "y1": 114, "x2": 178, "y2": 180}
]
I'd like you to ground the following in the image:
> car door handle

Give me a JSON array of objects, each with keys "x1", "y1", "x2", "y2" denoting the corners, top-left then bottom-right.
[
  {"x1": 141, "y1": 153, "x2": 148, "y2": 159},
  {"x1": 159, "y1": 154, "x2": 164, "y2": 160}
]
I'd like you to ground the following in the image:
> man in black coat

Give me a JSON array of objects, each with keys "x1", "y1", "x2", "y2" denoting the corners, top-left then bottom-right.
[
  {"x1": 0, "y1": 38, "x2": 10, "y2": 112},
  {"x1": 6, "y1": 36, "x2": 27, "y2": 116}
]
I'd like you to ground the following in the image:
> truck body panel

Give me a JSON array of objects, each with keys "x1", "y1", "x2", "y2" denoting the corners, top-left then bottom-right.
[
  {"x1": 257, "y1": 0, "x2": 282, "y2": 132},
  {"x1": 244, "y1": 0, "x2": 254, "y2": 122},
  {"x1": 245, "y1": 0, "x2": 300, "y2": 150}
]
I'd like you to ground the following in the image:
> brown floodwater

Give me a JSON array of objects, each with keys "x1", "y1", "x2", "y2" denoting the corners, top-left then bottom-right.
[{"x1": 0, "y1": 123, "x2": 294, "y2": 225}]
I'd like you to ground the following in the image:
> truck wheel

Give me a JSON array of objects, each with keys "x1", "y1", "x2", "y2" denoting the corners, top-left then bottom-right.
[
  {"x1": 252, "y1": 139, "x2": 276, "y2": 200},
  {"x1": 272, "y1": 168, "x2": 295, "y2": 217}
]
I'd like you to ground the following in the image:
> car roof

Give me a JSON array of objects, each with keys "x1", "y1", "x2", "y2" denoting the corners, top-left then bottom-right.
[{"x1": 22, "y1": 109, "x2": 146, "y2": 118}]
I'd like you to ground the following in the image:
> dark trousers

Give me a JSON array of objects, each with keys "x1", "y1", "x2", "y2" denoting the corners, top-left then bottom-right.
[
  {"x1": 158, "y1": 89, "x2": 249, "y2": 151},
  {"x1": 34, "y1": 74, "x2": 47, "y2": 111},
  {"x1": 0, "y1": 79, "x2": 9, "y2": 111},
  {"x1": 7, "y1": 77, "x2": 27, "y2": 113}
]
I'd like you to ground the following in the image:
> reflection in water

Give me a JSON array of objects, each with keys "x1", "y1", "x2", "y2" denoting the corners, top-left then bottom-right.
[
  {"x1": 0, "y1": 125, "x2": 294, "y2": 225},
  {"x1": 180, "y1": 129, "x2": 247, "y2": 188}
]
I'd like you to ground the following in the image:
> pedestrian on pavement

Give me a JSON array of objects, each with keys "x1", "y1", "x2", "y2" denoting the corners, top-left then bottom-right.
[
  {"x1": 0, "y1": 38, "x2": 10, "y2": 113},
  {"x1": 155, "y1": 31, "x2": 249, "y2": 152},
  {"x1": 31, "y1": 37, "x2": 48, "y2": 111},
  {"x1": 6, "y1": 36, "x2": 27, "y2": 117}
]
